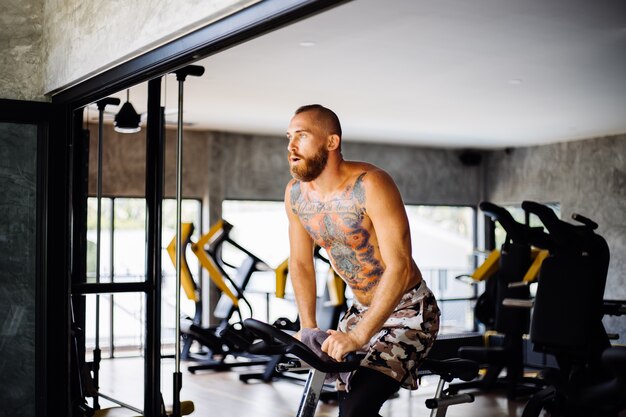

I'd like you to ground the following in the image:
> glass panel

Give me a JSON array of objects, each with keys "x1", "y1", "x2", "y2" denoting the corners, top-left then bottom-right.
[
  {"x1": 0, "y1": 122, "x2": 37, "y2": 416},
  {"x1": 84, "y1": 294, "x2": 145, "y2": 411},
  {"x1": 86, "y1": 197, "x2": 113, "y2": 282},
  {"x1": 405, "y1": 205, "x2": 475, "y2": 293},
  {"x1": 112, "y1": 198, "x2": 146, "y2": 283},
  {"x1": 222, "y1": 200, "x2": 296, "y2": 323},
  {"x1": 405, "y1": 205, "x2": 476, "y2": 333}
]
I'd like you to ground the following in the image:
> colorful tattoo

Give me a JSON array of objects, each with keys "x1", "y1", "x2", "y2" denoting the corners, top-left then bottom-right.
[{"x1": 290, "y1": 173, "x2": 384, "y2": 293}]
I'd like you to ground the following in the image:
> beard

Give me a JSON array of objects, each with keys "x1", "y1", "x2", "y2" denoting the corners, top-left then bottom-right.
[{"x1": 289, "y1": 146, "x2": 329, "y2": 182}]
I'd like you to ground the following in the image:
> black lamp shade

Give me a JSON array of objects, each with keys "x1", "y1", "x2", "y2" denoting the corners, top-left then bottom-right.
[{"x1": 114, "y1": 101, "x2": 141, "y2": 133}]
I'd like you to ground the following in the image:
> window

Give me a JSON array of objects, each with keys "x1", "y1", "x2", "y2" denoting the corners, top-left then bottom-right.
[
  {"x1": 405, "y1": 205, "x2": 476, "y2": 333},
  {"x1": 84, "y1": 197, "x2": 202, "y2": 354}
]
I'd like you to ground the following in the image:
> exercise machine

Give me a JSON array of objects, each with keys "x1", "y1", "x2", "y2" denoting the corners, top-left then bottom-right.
[
  {"x1": 238, "y1": 247, "x2": 347, "y2": 395},
  {"x1": 514, "y1": 201, "x2": 626, "y2": 417},
  {"x1": 168, "y1": 219, "x2": 275, "y2": 373},
  {"x1": 242, "y1": 318, "x2": 479, "y2": 417},
  {"x1": 70, "y1": 66, "x2": 203, "y2": 416},
  {"x1": 451, "y1": 201, "x2": 549, "y2": 399}
]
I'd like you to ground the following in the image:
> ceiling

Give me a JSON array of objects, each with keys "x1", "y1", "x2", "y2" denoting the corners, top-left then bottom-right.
[{"x1": 90, "y1": 0, "x2": 626, "y2": 149}]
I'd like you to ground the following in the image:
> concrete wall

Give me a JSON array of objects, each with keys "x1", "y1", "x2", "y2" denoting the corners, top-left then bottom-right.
[
  {"x1": 0, "y1": 0, "x2": 254, "y2": 100},
  {"x1": 86, "y1": 124, "x2": 211, "y2": 199},
  {"x1": 486, "y1": 135, "x2": 626, "y2": 342},
  {"x1": 42, "y1": 0, "x2": 256, "y2": 94},
  {"x1": 0, "y1": 0, "x2": 45, "y2": 101},
  {"x1": 201, "y1": 133, "x2": 482, "y2": 229}
]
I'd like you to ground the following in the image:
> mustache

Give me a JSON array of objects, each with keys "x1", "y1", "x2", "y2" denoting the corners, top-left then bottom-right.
[{"x1": 288, "y1": 152, "x2": 304, "y2": 159}]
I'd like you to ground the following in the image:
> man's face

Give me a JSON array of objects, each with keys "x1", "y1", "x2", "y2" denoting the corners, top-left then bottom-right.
[{"x1": 286, "y1": 112, "x2": 329, "y2": 182}]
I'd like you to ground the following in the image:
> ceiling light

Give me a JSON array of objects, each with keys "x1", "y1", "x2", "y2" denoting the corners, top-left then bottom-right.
[
  {"x1": 508, "y1": 78, "x2": 523, "y2": 86},
  {"x1": 299, "y1": 41, "x2": 316, "y2": 47},
  {"x1": 114, "y1": 89, "x2": 141, "y2": 133}
]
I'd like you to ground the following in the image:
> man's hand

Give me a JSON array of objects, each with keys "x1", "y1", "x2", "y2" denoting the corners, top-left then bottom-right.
[{"x1": 321, "y1": 330, "x2": 364, "y2": 362}]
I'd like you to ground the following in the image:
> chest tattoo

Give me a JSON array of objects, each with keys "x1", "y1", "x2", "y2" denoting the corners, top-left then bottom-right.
[{"x1": 290, "y1": 173, "x2": 384, "y2": 292}]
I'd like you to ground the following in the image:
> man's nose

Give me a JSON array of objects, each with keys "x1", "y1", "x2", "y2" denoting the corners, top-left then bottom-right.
[{"x1": 287, "y1": 137, "x2": 297, "y2": 153}]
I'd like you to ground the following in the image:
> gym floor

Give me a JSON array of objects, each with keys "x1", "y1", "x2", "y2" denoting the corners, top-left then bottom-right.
[{"x1": 97, "y1": 356, "x2": 543, "y2": 417}]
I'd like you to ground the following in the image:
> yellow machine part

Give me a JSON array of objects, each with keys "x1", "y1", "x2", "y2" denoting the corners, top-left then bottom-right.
[
  {"x1": 167, "y1": 222, "x2": 199, "y2": 303},
  {"x1": 274, "y1": 258, "x2": 289, "y2": 299},
  {"x1": 522, "y1": 248, "x2": 550, "y2": 283},
  {"x1": 191, "y1": 220, "x2": 239, "y2": 307},
  {"x1": 326, "y1": 269, "x2": 346, "y2": 307},
  {"x1": 471, "y1": 250, "x2": 501, "y2": 282}
]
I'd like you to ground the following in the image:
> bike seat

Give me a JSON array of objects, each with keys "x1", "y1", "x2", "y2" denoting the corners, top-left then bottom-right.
[{"x1": 421, "y1": 358, "x2": 479, "y2": 382}]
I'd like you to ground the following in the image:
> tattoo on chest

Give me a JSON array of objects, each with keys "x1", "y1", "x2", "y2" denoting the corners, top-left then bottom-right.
[{"x1": 290, "y1": 173, "x2": 384, "y2": 292}]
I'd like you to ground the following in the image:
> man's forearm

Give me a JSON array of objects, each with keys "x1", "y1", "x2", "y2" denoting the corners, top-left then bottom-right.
[
  {"x1": 290, "y1": 262, "x2": 318, "y2": 328},
  {"x1": 350, "y1": 263, "x2": 413, "y2": 345}
]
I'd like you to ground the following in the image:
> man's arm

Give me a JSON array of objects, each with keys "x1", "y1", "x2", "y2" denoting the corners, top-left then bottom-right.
[
  {"x1": 323, "y1": 169, "x2": 419, "y2": 360},
  {"x1": 285, "y1": 180, "x2": 318, "y2": 329}
]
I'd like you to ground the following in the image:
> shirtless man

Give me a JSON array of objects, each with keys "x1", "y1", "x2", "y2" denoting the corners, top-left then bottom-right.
[{"x1": 284, "y1": 104, "x2": 440, "y2": 417}]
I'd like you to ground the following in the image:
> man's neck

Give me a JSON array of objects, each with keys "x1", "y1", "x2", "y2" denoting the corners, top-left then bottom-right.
[{"x1": 309, "y1": 157, "x2": 347, "y2": 197}]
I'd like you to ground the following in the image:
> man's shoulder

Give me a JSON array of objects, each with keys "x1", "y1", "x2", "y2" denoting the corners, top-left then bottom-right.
[
  {"x1": 285, "y1": 179, "x2": 302, "y2": 203},
  {"x1": 344, "y1": 161, "x2": 391, "y2": 184}
]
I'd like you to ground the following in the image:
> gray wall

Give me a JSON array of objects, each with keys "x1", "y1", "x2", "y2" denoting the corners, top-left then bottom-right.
[
  {"x1": 0, "y1": 123, "x2": 38, "y2": 417},
  {"x1": 486, "y1": 135, "x2": 626, "y2": 342},
  {"x1": 207, "y1": 133, "x2": 481, "y2": 206},
  {"x1": 1, "y1": 0, "x2": 45, "y2": 100},
  {"x1": 86, "y1": 124, "x2": 211, "y2": 199},
  {"x1": 0, "y1": 0, "x2": 253, "y2": 100},
  {"x1": 42, "y1": 0, "x2": 255, "y2": 94}
]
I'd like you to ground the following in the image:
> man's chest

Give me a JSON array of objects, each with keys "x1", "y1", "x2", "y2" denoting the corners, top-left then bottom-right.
[{"x1": 293, "y1": 197, "x2": 369, "y2": 246}]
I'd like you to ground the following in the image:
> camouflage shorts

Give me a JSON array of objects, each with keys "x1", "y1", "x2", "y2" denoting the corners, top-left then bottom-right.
[{"x1": 337, "y1": 280, "x2": 440, "y2": 390}]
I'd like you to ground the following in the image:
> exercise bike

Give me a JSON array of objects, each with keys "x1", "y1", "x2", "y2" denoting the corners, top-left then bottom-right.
[{"x1": 242, "y1": 318, "x2": 479, "y2": 417}]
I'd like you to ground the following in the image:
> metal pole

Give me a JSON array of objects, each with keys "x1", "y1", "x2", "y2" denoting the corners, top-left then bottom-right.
[
  {"x1": 173, "y1": 74, "x2": 185, "y2": 417},
  {"x1": 109, "y1": 198, "x2": 115, "y2": 358},
  {"x1": 171, "y1": 64, "x2": 204, "y2": 417},
  {"x1": 94, "y1": 103, "x2": 104, "y2": 410},
  {"x1": 93, "y1": 97, "x2": 119, "y2": 409}
]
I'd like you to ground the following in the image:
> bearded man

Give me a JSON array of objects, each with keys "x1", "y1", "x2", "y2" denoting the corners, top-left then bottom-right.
[{"x1": 284, "y1": 104, "x2": 440, "y2": 417}]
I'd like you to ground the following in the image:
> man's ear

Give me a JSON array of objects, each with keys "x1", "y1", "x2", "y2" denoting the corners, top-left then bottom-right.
[{"x1": 327, "y1": 134, "x2": 341, "y2": 151}]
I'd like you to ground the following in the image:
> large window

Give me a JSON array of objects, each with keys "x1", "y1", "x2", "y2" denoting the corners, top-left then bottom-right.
[
  {"x1": 84, "y1": 197, "x2": 202, "y2": 355},
  {"x1": 222, "y1": 200, "x2": 477, "y2": 333}
]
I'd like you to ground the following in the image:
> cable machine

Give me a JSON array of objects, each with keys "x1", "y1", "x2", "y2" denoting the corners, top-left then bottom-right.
[{"x1": 70, "y1": 65, "x2": 203, "y2": 416}]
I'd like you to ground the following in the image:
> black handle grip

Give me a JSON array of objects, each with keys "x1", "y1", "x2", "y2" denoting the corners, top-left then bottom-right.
[
  {"x1": 244, "y1": 318, "x2": 363, "y2": 373},
  {"x1": 479, "y1": 202, "x2": 525, "y2": 243},
  {"x1": 571, "y1": 213, "x2": 598, "y2": 230}
]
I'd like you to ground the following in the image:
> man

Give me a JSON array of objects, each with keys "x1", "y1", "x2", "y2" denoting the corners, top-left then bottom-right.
[{"x1": 284, "y1": 104, "x2": 440, "y2": 417}]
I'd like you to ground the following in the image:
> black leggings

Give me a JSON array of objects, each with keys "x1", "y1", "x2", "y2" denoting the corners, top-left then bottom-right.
[{"x1": 338, "y1": 367, "x2": 401, "y2": 417}]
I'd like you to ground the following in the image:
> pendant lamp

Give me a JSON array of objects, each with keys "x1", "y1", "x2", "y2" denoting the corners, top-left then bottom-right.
[{"x1": 114, "y1": 89, "x2": 141, "y2": 133}]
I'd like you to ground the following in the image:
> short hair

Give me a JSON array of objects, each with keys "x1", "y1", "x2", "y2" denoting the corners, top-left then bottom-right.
[{"x1": 295, "y1": 104, "x2": 342, "y2": 138}]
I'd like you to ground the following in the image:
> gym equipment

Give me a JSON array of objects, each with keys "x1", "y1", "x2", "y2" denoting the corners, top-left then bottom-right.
[
  {"x1": 168, "y1": 219, "x2": 274, "y2": 372},
  {"x1": 451, "y1": 201, "x2": 548, "y2": 399},
  {"x1": 70, "y1": 74, "x2": 198, "y2": 416},
  {"x1": 242, "y1": 318, "x2": 479, "y2": 417},
  {"x1": 238, "y1": 247, "x2": 347, "y2": 392},
  {"x1": 513, "y1": 201, "x2": 626, "y2": 417}
]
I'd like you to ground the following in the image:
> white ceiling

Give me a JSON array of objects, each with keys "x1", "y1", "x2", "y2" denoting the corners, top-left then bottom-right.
[{"x1": 93, "y1": 0, "x2": 626, "y2": 149}]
